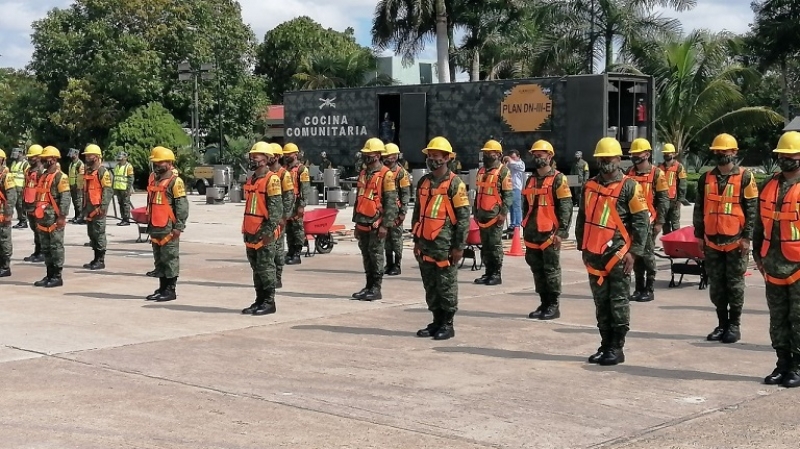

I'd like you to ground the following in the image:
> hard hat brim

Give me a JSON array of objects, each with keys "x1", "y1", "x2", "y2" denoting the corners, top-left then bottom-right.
[{"x1": 773, "y1": 148, "x2": 800, "y2": 154}]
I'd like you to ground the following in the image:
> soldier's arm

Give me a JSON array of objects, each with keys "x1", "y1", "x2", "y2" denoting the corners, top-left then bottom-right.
[
  {"x1": 625, "y1": 181, "x2": 650, "y2": 257},
  {"x1": 126, "y1": 165, "x2": 135, "y2": 192},
  {"x1": 281, "y1": 173, "x2": 295, "y2": 220},
  {"x1": 499, "y1": 167, "x2": 513, "y2": 216},
  {"x1": 653, "y1": 169, "x2": 670, "y2": 226},
  {"x1": 741, "y1": 170, "x2": 759, "y2": 241},
  {"x1": 381, "y1": 170, "x2": 398, "y2": 226},
  {"x1": 677, "y1": 164, "x2": 688, "y2": 202},
  {"x1": 554, "y1": 173, "x2": 573, "y2": 238},
  {"x1": 265, "y1": 175, "x2": 284, "y2": 237},
  {"x1": 692, "y1": 173, "x2": 706, "y2": 239},
  {"x1": 752, "y1": 179, "x2": 767, "y2": 264},
  {"x1": 171, "y1": 178, "x2": 189, "y2": 231},
  {"x1": 100, "y1": 169, "x2": 113, "y2": 211},
  {"x1": 55, "y1": 173, "x2": 72, "y2": 218},
  {"x1": 581, "y1": 162, "x2": 590, "y2": 182},
  {"x1": 575, "y1": 188, "x2": 586, "y2": 248},
  {"x1": 3, "y1": 177, "x2": 17, "y2": 218},
  {"x1": 299, "y1": 166, "x2": 312, "y2": 208},
  {"x1": 411, "y1": 182, "x2": 421, "y2": 243},
  {"x1": 397, "y1": 171, "x2": 411, "y2": 217},
  {"x1": 451, "y1": 178, "x2": 471, "y2": 250}
]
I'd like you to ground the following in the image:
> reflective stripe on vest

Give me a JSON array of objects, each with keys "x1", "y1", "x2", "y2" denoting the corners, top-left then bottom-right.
[
  {"x1": 146, "y1": 173, "x2": 177, "y2": 229},
  {"x1": 759, "y1": 177, "x2": 800, "y2": 264},
  {"x1": 33, "y1": 171, "x2": 61, "y2": 221},
  {"x1": 521, "y1": 173, "x2": 559, "y2": 247},
  {"x1": 10, "y1": 161, "x2": 27, "y2": 188},
  {"x1": 242, "y1": 172, "x2": 280, "y2": 237},
  {"x1": 626, "y1": 166, "x2": 657, "y2": 223},
  {"x1": 355, "y1": 165, "x2": 390, "y2": 219},
  {"x1": 703, "y1": 168, "x2": 745, "y2": 238},
  {"x1": 113, "y1": 164, "x2": 129, "y2": 190},
  {"x1": 476, "y1": 166, "x2": 502, "y2": 214},
  {"x1": 68, "y1": 161, "x2": 83, "y2": 186},
  {"x1": 412, "y1": 172, "x2": 457, "y2": 243},
  {"x1": 659, "y1": 163, "x2": 680, "y2": 200},
  {"x1": 581, "y1": 178, "x2": 631, "y2": 286},
  {"x1": 23, "y1": 169, "x2": 39, "y2": 204}
]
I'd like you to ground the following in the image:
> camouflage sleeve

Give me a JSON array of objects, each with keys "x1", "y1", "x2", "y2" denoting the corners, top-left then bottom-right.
[
  {"x1": 282, "y1": 191, "x2": 295, "y2": 220},
  {"x1": 677, "y1": 163, "x2": 688, "y2": 202},
  {"x1": 55, "y1": 172, "x2": 71, "y2": 218},
  {"x1": 575, "y1": 185, "x2": 586, "y2": 249},
  {"x1": 624, "y1": 179, "x2": 650, "y2": 257},
  {"x1": 126, "y1": 165, "x2": 135, "y2": 193},
  {"x1": 100, "y1": 168, "x2": 113, "y2": 210},
  {"x1": 653, "y1": 168, "x2": 670, "y2": 226},
  {"x1": 752, "y1": 179, "x2": 768, "y2": 264},
  {"x1": 299, "y1": 166, "x2": 312, "y2": 209},
  {"x1": 451, "y1": 177, "x2": 470, "y2": 250},
  {"x1": 554, "y1": 173, "x2": 573, "y2": 238},
  {"x1": 265, "y1": 188, "x2": 284, "y2": 237},
  {"x1": 397, "y1": 170, "x2": 411, "y2": 217},
  {"x1": 411, "y1": 180, "x2": 422, "y2": 244},
  {"x1": 170, "y1": 177, "x2": 189, "y2": 231},
  {"x1": 692, "y1": 173, "x2": 706, "y2": 239},
  {"x1": 500, "y1": 167, "x2": 513, "y2": 216},
  {"x1": 381, "y1": 171, "x2": 398, "y2": 226},
  {"x1": 2, "y1": 177, "x2": 16, "y2": 219},
  {"x1": 741, "y1": 170, "x2": 759, "y2": 241}
]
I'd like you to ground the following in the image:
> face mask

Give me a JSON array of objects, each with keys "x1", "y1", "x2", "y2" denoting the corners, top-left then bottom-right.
[
  {"x1": 427, "y1": 158, "x2": 445, "y2": 171},
  {"x1": 45, "y1": 159, "x2": 56, "y2": 168},
  {"x1": 153, "y1": 165, "x2": 168, "y2": 175},
  {"x1": 86, "y1": 158, "x2": 97, "y2": 166},
  {"x1": 779, "y1": 158, "x2": 800, "y2": 173},
  {"x1": 383, "y1": 158, "x2": 393, "y2": 167},
  {"x1": 533, "y1": 157, "x2": 548, "y2": 168},
  {"x1": 663, "y1": 155, "x2": 674, "y2": 162},
  {"x1": 284, "y1": 156, "x2": 295, "y2": 165},
  {"x1": 715, "y1": 154, "x2": 734, "y2": 166},
  {"x1": 599, "y1": 162, "x2": 619, "y2": 174},
  {"x1": 483, "y1": 154, "x2": 497, "y2": 164},
  {"x1": 631, "y1": 156, "x2": 646, "y2": 165},
  {"x1": 249, "y1": 160, "x2": 260, "y2": 171}
]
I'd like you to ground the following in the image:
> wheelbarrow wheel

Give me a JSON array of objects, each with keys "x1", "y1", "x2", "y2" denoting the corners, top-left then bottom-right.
[{"x1": 315, "y1": 234, "x2": 335, "y2": 254}]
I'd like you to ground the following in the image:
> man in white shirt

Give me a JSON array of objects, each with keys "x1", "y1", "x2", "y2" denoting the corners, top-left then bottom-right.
[{"x1": 504, "y1": 150, "x2": 526, "y2": 232}]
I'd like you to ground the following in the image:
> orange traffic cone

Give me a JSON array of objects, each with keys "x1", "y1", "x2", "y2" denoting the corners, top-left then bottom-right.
[{"x1": 505, "y1": 226, "x2": 524, "y2": 256}]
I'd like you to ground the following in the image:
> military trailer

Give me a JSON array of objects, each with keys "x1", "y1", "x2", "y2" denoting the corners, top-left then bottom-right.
[{"x1": 283, "y1": 73, "x2": 655, "y2": 172}]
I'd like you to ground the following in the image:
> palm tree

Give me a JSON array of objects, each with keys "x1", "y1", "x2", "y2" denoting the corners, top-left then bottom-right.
[
  {"x1": 293, "y1": 50, "x2": 395, "y2": 89},
  {"x1": 616, "y1": 31, "x2": 784, "y2": 156}
]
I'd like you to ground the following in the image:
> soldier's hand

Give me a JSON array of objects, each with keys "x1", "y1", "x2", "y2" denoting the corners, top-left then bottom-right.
[
  {"x1": 622, "y1": 253, "x2": 635, "y2": 275},
  {"x1": 653, "y1": 224, "x2": 662, "y2": 237},
  {"x1": 449, "y1": 248, "x2": 463, "y2": 264},
  {"x1": 553, "y1": 235, "x2": 562, "y2": 250},
  {"x1": 740, "y1": 238, "x2": 751, "y2": 255},
  {"x1": 296, "y1": 206, "x2": 304, "y2": 217},
  {"x1": 171, "y1": 229, "x2": 181, "y2": 239},
  {"x1": 696, "y1": 238, "x2": 704, "y2": 253},
  {"x1": 56, "y1": 216, "x2": 66, "y2": 230},
  {"x1": 497, "y1": 215, "x2": 505, "y2": 225},
  {"x1": 96, "y1": 209, "x2": 105, "y2": 218},
  {"x1": 377, "y1": 226, "x2": 388, "y2": 239}
]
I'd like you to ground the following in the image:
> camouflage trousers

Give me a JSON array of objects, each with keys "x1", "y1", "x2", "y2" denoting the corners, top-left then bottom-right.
[
  {"x1": 86, "y1": 217, "x2": 107, "y2": 251},
  {"x1": 765, "y1": 281, "x2": 800, "y2": 362},
  {"x1": 15, "y1": 188, "x2": 25, "y2": 221},
  {"x1": 479, "y1": 220, "x2": 504, "y2": 274},
  {"x1": 384, "y1": 225, "x2": 403, "y2": 262},
  {"x1": 247, "y1": 242, "x2": 277, "y2": 304},
  {"x1": 285, "y1": 218, "x2": 305, "y2": 256},
  {"x1": 0, "y1": 225, "x2": 11, "y2": 266},
  {"x1": 26, "y1": 211, "x2": 40, "y2": 253},
  {"x1": 274, "y1": 228, "x2": 286, "y2": 280},
  {"x1": 588, "y1": 259, "x2": 630, "y2": 341},
  {"x1": 69, "y1": 185, "x2": 83, "y2": 219},
  {"x1": 633, "y1": 224, "x2": 657, "y2": 285},
  {"x1": 662, "y1": 201, "x2": 681, "y2": 235},
  {"x1": 704, "y1": 247, "x2": 747, "y2": 322},
  {"x1": 40, "y1": 228, "x2": 65, "y2": 268},
  {"x1": 151, "y1": 236, "x2": 180, "y2": 279},
  {"x1": 356, "y1": 228, "x2": 385, "y2": 287},
  {"x1": 525, "y1": 245, "x2": 561, "y2": 298},
  {"x1": 418, "y1": 259, "x2": 458, "y2": 313},
  {"x1": 115, "y1": 190, "x2": 132, "y2": 220}
]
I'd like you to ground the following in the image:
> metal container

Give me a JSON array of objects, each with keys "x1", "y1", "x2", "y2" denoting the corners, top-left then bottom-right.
[
  {"x1": 467, "y1": 168, "x2": 479, "y2": 191},
  {"x1": 411, "y1": 169, "x2": 428, "y2": 191},
  {"x1": 213, "y1": 165, "x2": 232, "y2": 188},
  {"x1": 307, "y1": 187, "x2": 320, "y2": 205},
  {"x1": 205, "y1": 186, "x2": 224, "y2": 204},
  {"x1": 469, "y1": 189, "x2": 477, "y2": 205},
  {"x1": 229, "y1": 184, "x2": 242, "y2": 203},
  {"x1": 323, "y1": 168, "x2": 340, "y2": 188},
  {"x1": 607, "y1": 126, "x2": 618, "y2": 138},
  {"x1": 625, "y1": 126, "x2": 638, "y2": 142},
  {"x1": 348, "y1": 189, "x2": 357, "y2": 207},
  {"x1": 327, "y1": 188, "x2": 346, "y2": 203}
]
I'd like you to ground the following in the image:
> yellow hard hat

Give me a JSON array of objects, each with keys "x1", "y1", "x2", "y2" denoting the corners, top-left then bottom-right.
[
  {"x1": 83, "y1": 144, "x2": 102, "y2": 156},
  {"x1": 662, "y1": 143, "x2": 676, "y2": 154},
  {"x1": 422, "y1": 136, "x2": 453, "y2": 155},
  {"x1": 629, "y1": 138, "x2": 652, "y2": 154},
  {"x1": 594, "y1": 137, "x2": 623, "y2": 157},
  {"x1": 530, "y1": 140, "x2": 554, "y2": 154},
  {"x1": 383, "y1": 143, "x2": 400, "y2": 156},
  {"x1": 361, "y1": 137, "x2": 385, "y2": 153},
  {"x1": 149, "y1": 146, "x2": 175, "y2": 162},
  {"x1": 27, "y1": 144, "x2": 43, "y2": 158},
  {"x1": 481, "y1": 139, "x2": 503, "y2": 152},
  {"x1": 710, "y1": 133, "x2": 738, "y2": 151},
  {"x1": 41, "y1": 146, "x2": 61, "y2": 159},
  {"x1": 282, "y1": 143, "x2": 299, "y2": 154},
  {"x1": 268, "y1": 143, "x2": 283, "y2": 156},
  {"x1": 774, "y1": 131, "x2": 800, "y2": 154},
  {"x1": 249, "y1": 141, "x2": 271, "y2": 155},
  {"x1": 0, "y1": 149, "x2": 5, "y2": 159}
]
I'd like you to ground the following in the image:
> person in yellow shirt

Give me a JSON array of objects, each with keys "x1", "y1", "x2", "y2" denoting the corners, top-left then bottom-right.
[{"x1": 113, "y1": 152, "x2": 135, "y2": 225}]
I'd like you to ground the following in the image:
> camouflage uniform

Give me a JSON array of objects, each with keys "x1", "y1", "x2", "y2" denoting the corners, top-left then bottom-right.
[
  {"x1": 693, "y1": 166, "x2": 758, "y2": 343},
  {"x1": 384, "y1": 163, "x2": 411, "y2": 275},
  {"x1": 352, "y1": 164, "x2": 398, "y2": 301},
  {"x1": 658, "y1": 160, "x2": 688, "y2": 234},
  {"x1": 576, "y1": 170, "x2": 650, "y2": 365},
  {"x1": 285, "y1": 162, "x2": 312, "y2": 264},
  {"x1": 0, "y1": 165, "x2": 16, "y2": 276},
  {"x1": 522, "y1": 168, "x2": 573, "y2": 319},
  {"x1": 413, "y1": 170, "x2": 470, "y2": 339},
  {"x1": 67, "y1": 157, "x2": 84, "y2": 222},
  {"x1": 23, "y1": 163, "x2": 45, "y2": 262},
  {"x1": 273, "y1": 167, "x2": 295, "y2": 288},
  {"x1": 81, "y1": 165, "x2": 113, "y2": 269},
  {"x1": 627, "y1": 165, "x2": 669, "y2": 302},
  {"x1": 242, "y1": 170, "x2": 284, "y2": 315},
  {"x1": 32, "y1": 168, "x2": 72, "y2": 287},
  {"x1": 473, "y1": 162, "x2": 513, "y2": 284},
  {"x1": 571, "y1": 157, "x2": 589, "y2": 206},
  {"x1": 146, "y1": 171, "x2": 189, "y2": 301}
]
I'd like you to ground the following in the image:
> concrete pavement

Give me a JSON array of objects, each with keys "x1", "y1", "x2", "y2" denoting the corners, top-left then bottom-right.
[{"x1": 0, "y1": 194, "x2": 796, "y2": 448}]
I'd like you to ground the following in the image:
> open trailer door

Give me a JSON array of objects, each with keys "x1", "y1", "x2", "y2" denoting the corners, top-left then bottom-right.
[{"x1": 399, "y1": 92, "x2": 428, "y2": 164}]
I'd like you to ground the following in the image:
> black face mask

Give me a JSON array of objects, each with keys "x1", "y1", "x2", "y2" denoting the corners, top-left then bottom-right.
[
  {"x1": 427, "y1": 158, "x2": 445, "y2": 171},
  {"x1": 383, "y1": 158, "x2": 395, "y2": 167},
  {"x1": 715, "y1": 154, "x2": 734, "y2": 166},
  {"x1": 779, "y1": 158, "x2": 800, "y2": 173},
  {"x1": 284, "y1": 156, "x2": 296, "y2": 165},
  {"x1": 153, "y1": 165, "x2": 168, "y2": 175},
  {"x1": 599, "y1": 162, "x2": 619, "y2": 174},
  {"x1": 483, "y1": 154, "x2": 497, "y2": 165},
  {"x1": 631, "y1": 155, "x2": 647, "y2": 165},
  {"x1": 248, "y1": 160, "x2": 260, "y2": 171},
  {"x1": 533, "y1": 157, "x2": 548, "y2": 168},
  {"x1": 45, "y1": 159, "x2": 56, "y2": 169},
  {"x1": 663, "y1": 155, "x2": 674, "y2": 162},
  {"x1": 86, "y1": 158, "x2": 97, "y2": 166}
]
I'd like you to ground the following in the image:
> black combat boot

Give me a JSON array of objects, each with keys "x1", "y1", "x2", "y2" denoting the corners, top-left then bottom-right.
[
  {"x1": 242, "y1": 288, "x2": 265, "y2": 315},
  {"x1": 629, "y1": 274, "x2": 645, "y2": 302},
  {"x1": 588, "y1": 330, "x2": 612, "y2": 363},
  {"x1": 474, "y1": 266, "x2": 491, "y2": 284},
  {"x1": 764, "y1": 350, "x2": 792, "y2": 385},
  {"x1": 82, "y1": 250, "x2": 98, "y2": 269},
  {"x1": 286, "y1": 247, "x2": 302, "y2": 265},
  {"x1": 707, "y1": 308, "x2": 728, "y2": 341},
  {"x1": 387, "y1": 253, "x2": 401, "y2": 276},
  {"x1": 722, "y1": 309, "x2": 741, "y2": 344},
  {"x1": 485, "y1": 269, "x2": 502, "y2": 286},
  {"x1": 155, "y1": 277, "x2": 177, "y2": 302},
  {"x1": 90, "y1": 251, "x2": 106, "y2": 270},
  {"x1": 528, "y1": 296, "x2": 546, "y2": 319},
  {"x1": 383, "y1": 250, "x2": 394, "y2": 275},
  {"x1": 638, "y1": 278, "x2": 655, "y2": 302},
  {"x1": 362, "y1": 277, "x2": 382, "y2": 301},
  {"x1": 352, "y1": 276, "x2": 372, "y2": 300},
  {"x1": 275, "y1": 265, "x2": 283, "y2": 289},
  {"x1": 24, "y1": 242, "x2": 42, "y2": 262},
  {"x1": 540, "y1": 295, "x2": 560, "y2": 320},
  {"x1": 433, "y1": 311, "x2": 455, "y2": 340},
  {"x1": 599, "y1": 329, "x2": 626, "y2": 366},
  {"x1": 44, "y1": 267, "x2": 63, "y2": 288},
  {"x1": 33, "y1": 265, "x2": 52, "y2": 287},
  {"x1": 13, "y1": 219, "x2": 27, "y2": 229},
  {"x1": 0, "y1": 257, "x2": 10, "y2": 277},
  {"x1": 145, "y1": 269, "x2": 159, "y2": 277},
  {"x1": 416, "y1": 310, "x2": 442, "y2": 337},
  {"x1": 253, "y1": 288, "x2": 277, "y2": 315},
  {"x1": 782, "y1": 354, "x2": 800, "y2": 388},
  {"x1": 146, "y1": 277, "x2": 166, "y2": 300}
]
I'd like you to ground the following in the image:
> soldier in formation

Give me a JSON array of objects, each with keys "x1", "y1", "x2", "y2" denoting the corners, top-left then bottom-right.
[
  {"x1": 0, "y1": 149, "x2": 16, "y2": 277},
  {"x1": 473, "y1": 139, "x2": 513, "y2": 285},
  {"x1": 626, "y1": 138, "x2": 669, "y2": 303},
  {"x1": 754, "y1": 131, "x2": 800, "y2": 388},
  {"x1": 576, "y1": 137, "x2": 650, "y2": 365},
  {"x1": 32, "y1": 146, "x2": 71, "y2": 288},
  {"x1": 268, "y1": 143, "x2": 295, "y2": 288},
  {"x1": 658, "y1": 143, "x2": 687, "y2": 234},
  {"x1": 22, "y1": 145, "x2": 44, "y2": 262},
  {"x1": 241, "y1": 142, "x2": 284, "y2": 315},
  {"x1": 382, "y1": 143, "x2": 411, "y2": 276},
  {"x1": 693, "y1": 133, "x2": 758, "y2": 345},
  {"x1": 81, "y1": 144, "x2": 113, "y2": 270},
  {"x1": 282, "y1": 142, "x2": 312, "y2": 265},
  {"x1": 67, "y1": 148, "x2": 85, "y2": 224},
  {"x1": 10, "y1": 148, "x2": 29, "y2": 229},
  {"x1": 413, "y1": 136, "x2": 470, "y2": 340},
  {"x1": 113, "y1": 152, "x2": 135, "y2": 226},
  {"x1": 145, "y1": 146, "x2": 189, "y2": 302},
  {"x1": 522, "y1": 140, "x2": 573, "y2": 320},
  {"x1": 351, "y1": 137, "x2": 398, "y2": 301},
  {"x1": 571, "y1": 151, "x2": 589, "y2": 207}
]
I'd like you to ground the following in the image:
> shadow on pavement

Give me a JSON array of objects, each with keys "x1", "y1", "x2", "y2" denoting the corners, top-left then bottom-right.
[
  {"x1": 659, "y1": 304, "x2": 769, "y2": 316},
  {"x1": 433, "y1": 346, "x2": 585, "y2": 362},
  {"x1": 63, "y1": 292, "x2": 144, "y2": 300},
  {"x1": 552, "y1": 326, "x2": 701, "y2": 342},
  {"x1": 402, "y1": 307, "x2": 524, "y2": 320},
  {"x1": 142, "y1": 304, "x2": 242, "y2": 314},
  {"x1": 291, "y1": 324, "x2": 415, "y2": 337},
  {"x1": 689, "y1": 342, "x2": 772, "y2": 353}
]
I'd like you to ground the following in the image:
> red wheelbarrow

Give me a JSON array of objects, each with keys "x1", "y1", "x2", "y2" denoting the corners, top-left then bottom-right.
[
  {"x1": 302, "y1": 208, "x2": 346, "y2": 257},
  {"x1": 656, "y1": 226, "x2": 707, "y2": 290},
  {"x1": 131, "y1": 207, "x2": 150, "y2": 243},
  {"x1": 459, "y1": 218, "x2": 483, "y2": 271}
]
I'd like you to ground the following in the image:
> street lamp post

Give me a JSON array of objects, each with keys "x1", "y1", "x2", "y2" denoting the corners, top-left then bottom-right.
[{"x1": 178, "y1": 61, "x2": 216, "y2": 156}]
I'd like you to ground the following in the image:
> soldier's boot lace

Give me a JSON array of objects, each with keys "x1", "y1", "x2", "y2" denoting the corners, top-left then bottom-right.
[
  {"x1": 540, "y1": 296, "x2": 560, "y2": 320},
  {"x1": 416, "y1": 310, "x2": 442, "y2": 337},
  {"x1": 588, "y1": 330, "x2": 612, "y2": 363},
  {"x1": 707, "y1": 309, "x2": 728, "y2": 341},
  {"x1": 242, "y1": 288, "x2": 265, "y2": 315},
  {"x1": 433, "y1": 312, "x2": 455, "y2": 341},
  {"x1": 765, "y1": 351, "x2": 792, "y2": 385},
  {"x1": 33, "y1": 265, "x2": 52, "y2": 287},
  {"x1": 155, "y1": 278, "x2": 177, "y2": 302},
  {"x1": 146, "y1": 278, "x2": 166, "y2": 300},
  {"x1": 44, "y1": 267, "x2": 63, "y2": 288}
]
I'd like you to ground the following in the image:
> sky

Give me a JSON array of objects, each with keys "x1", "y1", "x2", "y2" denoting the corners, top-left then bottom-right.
[{"x1": 0, "y1": 0, "x2": 757, "y2": 71}]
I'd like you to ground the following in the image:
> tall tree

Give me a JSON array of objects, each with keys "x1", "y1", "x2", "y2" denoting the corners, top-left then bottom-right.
[{"x1": 293, "y1": 50, "x2": 395, "y2": 89}]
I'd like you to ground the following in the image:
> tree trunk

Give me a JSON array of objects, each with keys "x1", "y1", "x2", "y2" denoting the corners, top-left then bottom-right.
[
  {"x1": 605, "y1": 30, "x2": 614, "y2": 69},
  {"x1": 780, "y1": 57, "x2": 791, "y2": 124},
  {"x1": 435, "y1": 0, "x2": 451, "y2": 83},
  {"x1": 471, "y1": 49, "x2": 480, "y2": 81}
]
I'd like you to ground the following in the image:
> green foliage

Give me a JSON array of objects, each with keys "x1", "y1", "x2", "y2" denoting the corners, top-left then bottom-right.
[{"x1": 293, "y1": 50, "x2": 396, "y2": 89}]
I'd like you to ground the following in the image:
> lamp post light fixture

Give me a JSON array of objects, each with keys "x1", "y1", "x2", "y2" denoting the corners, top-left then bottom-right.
[{"x1": 177, "y1": 61, "x2": 216, "y2": 157}]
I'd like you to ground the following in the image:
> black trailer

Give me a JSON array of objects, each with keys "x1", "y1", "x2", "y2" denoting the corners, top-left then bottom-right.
[{"x1": 282, "y1": 73, "x2": 655, "y2": 171}]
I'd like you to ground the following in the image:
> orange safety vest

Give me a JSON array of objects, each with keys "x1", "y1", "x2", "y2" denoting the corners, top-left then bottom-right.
[
  {"x1": 475, "y1": 167, "x2": 503, "y2": 226},
  {"x1": 33, "y1": 171, "x2": 62, "y2": 232},
  {"x1": 758, "y1": 177, "x2": 800, "y2": 285},
  {"x1": 289, "y1": 165, "x2": 302, "y2": 195},
  {"x1": 581, "y1": 178, "x2": 631, "y2": 286},
  {"x1": 521, "y1": 173, "x2": 559, "y2": 250},
  {"x1": 83, "y1": 170, "x2": 104, "y2": 220},
  {"x1": 355, "y1": 165, "x2": 390, "y2": 224},
  {"x1": 242, "y1": 172, "x2": 281, "y2": 249},
  {"x1": 147, "y1": 173, "x2": 178, "y2": 245},
  {"x1": 23, "y1": 169, "x2": 39, "y2": 204},
  {"x1": 626, "y1": 166, "x2": 657, "y2": 223},
  {"x1": 412, "y1": 173, "x2": 458, "y2": 267},
  {"x1": 0, "y1": 170, "x2": 8, "y2": 222},
  {"x1": 703, "y1": 168, "x2": 745, "y2": 251},
  {"x1": 659, "y1": 163, "x2": 680, "y2": 200}
]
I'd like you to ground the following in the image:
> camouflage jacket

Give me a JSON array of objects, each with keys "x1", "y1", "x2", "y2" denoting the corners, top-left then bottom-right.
[
  {"x1": 412, "y1": 171, "x2": 470, "y2": 261},
  {"x1": 36, "y1": 170, "x2": 72, "y2": 227},
  {"x1": 521, "y1": 169, "x2": 573, "y2": 244},
  {"x1": 289, "y1": 163, "x2": 313, "y2": 211},
  {"x1": 571, "y1": 159, "x2": 590, "y2": 184},
  {"x1": 473, "y1": 162, "x2": 513, "y2": 223},
  {"x1": 388, "y1": 163, "x2": 411, "y2": 218},
  {"x1": 692, "y1": 166, "x2": 758, "y2": 246},
  {"x1": 575, "y1": 171, "x2": 650, "y2": 269},
  {"x1": 243, "y1": 170, "x2": 284, "y2": 245},
  {"x1": 352, "y1": 164, "x2": 398, "y2": 227},
  {"x1": 753, "y1": 174, "x2": 800, "y2": 278},
  {"x1": 275, "y1": 166, "x2": 296, "y2": 221},
  {"x1": 627, "y1": 164, "x2": 670, "y2": 226}
]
